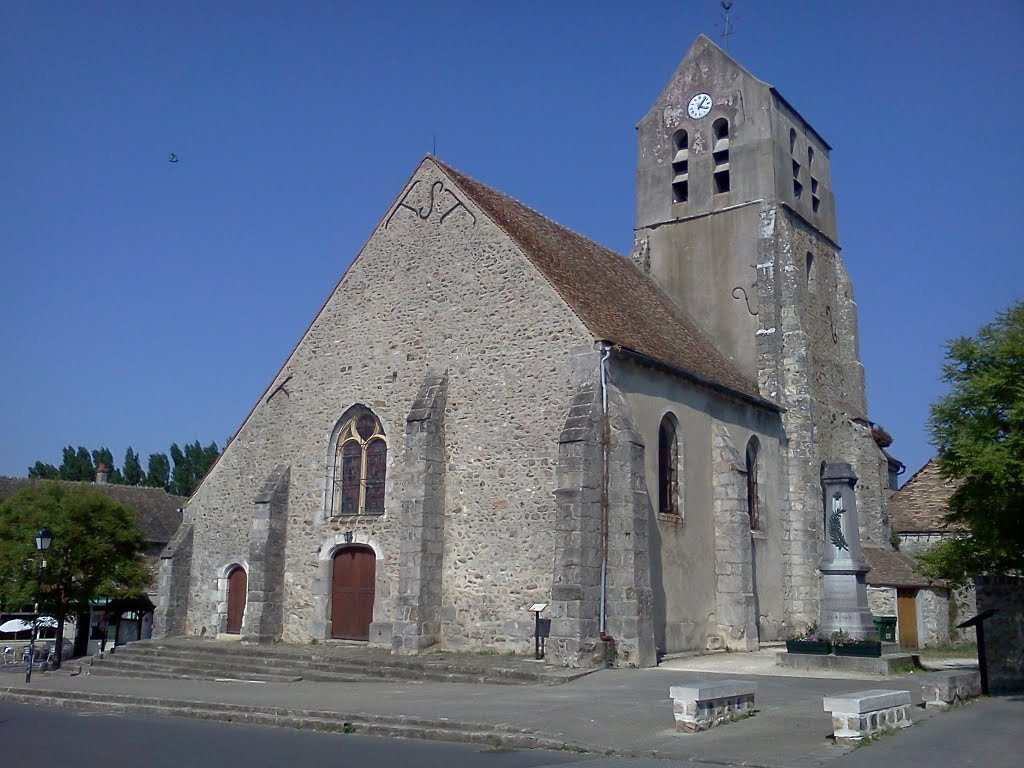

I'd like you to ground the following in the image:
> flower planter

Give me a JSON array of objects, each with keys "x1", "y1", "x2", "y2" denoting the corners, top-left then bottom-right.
[
  {"x1": 786, "y1": 639, "x2": 832, "y2": 655},
  {"x1": 833, "y1": 641, "x2": 882, "y2": 658}
]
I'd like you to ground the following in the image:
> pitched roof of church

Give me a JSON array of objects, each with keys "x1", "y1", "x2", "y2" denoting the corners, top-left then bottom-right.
[
  {"x1": 432, "y1": 158, "x2": 764, "y2": 402},
  {"x1": 0, "y1": 477, "x2": 185, "y2": 545},
  {"x1": 888, "y1": 459, "x2": 957, "y2": 533}
]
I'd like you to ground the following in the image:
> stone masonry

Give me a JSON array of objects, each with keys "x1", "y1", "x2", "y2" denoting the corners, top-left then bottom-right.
[
  {"x1": 241, "y1": 465, "x2": 290, "y2": 642},
  {"x1": 392, "y1": 372, "x2": 447, "y2": 654},
  {"x1": 153, "y1": 520, "x2": 193, "y2": 639},
  {"x1": 711, "y1": 425, "x2": 759, "y2": 651}
]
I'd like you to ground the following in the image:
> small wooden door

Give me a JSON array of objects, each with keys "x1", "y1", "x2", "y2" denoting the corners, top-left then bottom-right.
[
  {"x1": 331, "y1": 546, "x2": 376, "y2": 640},
  {"x1": 896, "y1": 588, "x2": 918, "y2": 648},
  {"x1": 226, "y1": 567, "x2": 247, "y2": 635}
]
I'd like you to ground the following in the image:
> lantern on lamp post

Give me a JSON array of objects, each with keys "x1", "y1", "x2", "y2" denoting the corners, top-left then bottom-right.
[{"x1": 25, "y1": 527, "x2": 52, "y2": 683}]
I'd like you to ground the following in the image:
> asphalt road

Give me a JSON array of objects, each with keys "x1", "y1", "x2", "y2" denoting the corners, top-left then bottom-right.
[{"x1": 0, "y1": 702, "x2": 671, "y2": 768}]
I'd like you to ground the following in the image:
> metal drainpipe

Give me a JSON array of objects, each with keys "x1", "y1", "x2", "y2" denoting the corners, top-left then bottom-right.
[{"x1": 598, "y1": 342, "x2": 612, "y2": 641}]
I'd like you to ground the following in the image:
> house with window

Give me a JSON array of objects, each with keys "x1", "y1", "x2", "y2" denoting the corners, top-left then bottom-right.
[{"x1": 155, "y1": 35, "x2": 895, "y2": 667}]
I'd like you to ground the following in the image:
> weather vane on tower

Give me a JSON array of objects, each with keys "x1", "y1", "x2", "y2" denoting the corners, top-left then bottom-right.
[{"x1": 718, "y1": 1, "x2": 736, "y2": 50}]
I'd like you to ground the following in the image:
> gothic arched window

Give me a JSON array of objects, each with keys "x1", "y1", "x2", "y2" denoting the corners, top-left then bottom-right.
[
  {"x1": 658, "y1": 414, "x2": 682, "y2": 518},
  {"x1": 330, "y1": 407, "x2": 387, "y2": 516},
  {"x1": 745, "y1": 437, "x2": 761, "y2": 531}
]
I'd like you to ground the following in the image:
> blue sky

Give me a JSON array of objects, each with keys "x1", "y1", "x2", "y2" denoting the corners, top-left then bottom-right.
[{"x1": 1, "y1": 1, "x2": 1022, "y2": 482}]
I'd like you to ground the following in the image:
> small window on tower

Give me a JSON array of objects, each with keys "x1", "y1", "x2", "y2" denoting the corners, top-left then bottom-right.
[
  {"x1": 671, "y1": 129, "x2": 689, "y2": 203},
  {"x1": 806, "y1": 251, "x2": 816, "y2": 290},
  {"x1": 790, "y1": 128, "x2": 797, "y2": 154},
  {"x1": 712, "y1": 118, "x2": 730, "y2": 194}
]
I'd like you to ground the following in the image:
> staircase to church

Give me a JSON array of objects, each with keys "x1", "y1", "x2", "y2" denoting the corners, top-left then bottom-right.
[{"x1": 87, "y1": 637, "x2": 585, "y2": 685}]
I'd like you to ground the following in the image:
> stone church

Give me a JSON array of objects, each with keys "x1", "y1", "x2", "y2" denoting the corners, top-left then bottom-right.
[{"x1": 155, "y1": 35, "x2": 897, "y2": 668}]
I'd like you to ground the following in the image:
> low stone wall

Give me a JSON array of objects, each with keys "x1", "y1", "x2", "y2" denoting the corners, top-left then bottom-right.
[
  {"x1": 822, "y1": 689, "x2": 912, "y2": 743},
  {"x1": 974, "y1": 575, "x2": 1024, "y2": 693},
  {"x1": 670, "y1": 679, "x2": 756, "y2": 732},
  {"x1": 920, "y1": 670, "x2": 981, "y2": 709}
]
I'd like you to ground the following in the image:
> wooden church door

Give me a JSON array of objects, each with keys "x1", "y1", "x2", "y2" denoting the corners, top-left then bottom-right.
[
  {"x1": 226, "y1": 567, "x2": 247, "y2": 634},
  {"x1": 331, "y1": 546, "x2": 376, "y2": 640}
]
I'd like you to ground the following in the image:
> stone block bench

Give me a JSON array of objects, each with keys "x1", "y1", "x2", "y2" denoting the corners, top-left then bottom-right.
[
  {"x1": 670, "y1": 679, "x2": 756, "y2": 732},
  {"x1": 921, "y1": 670, "x2": 982, "y2": 709},
  {"x1": 822, "y1": 689, "x2": 912, "y2": 743}
]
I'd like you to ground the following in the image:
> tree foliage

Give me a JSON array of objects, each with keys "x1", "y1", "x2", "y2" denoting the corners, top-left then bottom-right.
[
  {"x1": 918, "y1": 301, "x2": 1024, "y2": 583},
  {"x1": 145, "y1": 452, "x2": 171, "y2": 490},
  {"x1": 26, "y1": 440, "x2": 220, "y2": 497},
  {"x1": 0, "y1": 482, "x2": 149, "y2": 663},
  {"x1": 122, "y1": 447, "x2": 143, "y2": 486}
]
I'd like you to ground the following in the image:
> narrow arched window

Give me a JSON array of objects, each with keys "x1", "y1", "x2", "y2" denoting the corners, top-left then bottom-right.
[
  {"x1": 712, "y1": 118, "x2": 730, "y2": 194},
  {"x1": 658, "y1": 414, "x2": 681, "y2": 517},
  {"x1": 671, "y1": 129, "x2": 689, "y2": 203},
  {"x1": 330, "y1": 407, "x2": 387, "y2": 516},
  {"x1": 745, "y1": 437, "x2": 761, "y2": 531}
]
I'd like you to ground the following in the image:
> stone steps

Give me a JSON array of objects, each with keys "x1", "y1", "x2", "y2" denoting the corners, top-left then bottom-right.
[
  {"x1": 0, "y1": 687, "x2": 579, "y2": 752},
  {"x1": 89, "y1": 640, "x2": 558, "y2": 685}
]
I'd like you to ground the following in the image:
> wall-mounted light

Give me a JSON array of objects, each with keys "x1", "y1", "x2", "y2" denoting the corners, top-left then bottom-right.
[{"x1": 343, "y1": 531, "x2": 353, "y2": 544}]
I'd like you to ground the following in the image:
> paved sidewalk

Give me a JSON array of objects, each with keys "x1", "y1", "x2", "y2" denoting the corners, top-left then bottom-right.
[{"x1": 2, "y1": 647, "x2": 1017, "y2": 767}]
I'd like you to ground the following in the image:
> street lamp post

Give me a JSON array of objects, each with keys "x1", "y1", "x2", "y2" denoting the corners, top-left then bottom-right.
[{"x1": 25, "y1": 527, "x2": 53, "y2": 683}]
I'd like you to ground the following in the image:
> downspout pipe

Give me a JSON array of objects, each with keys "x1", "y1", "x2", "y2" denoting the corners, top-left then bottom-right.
[{"x1": 598, "y1": 342, "x2": 613, "y2": 642}]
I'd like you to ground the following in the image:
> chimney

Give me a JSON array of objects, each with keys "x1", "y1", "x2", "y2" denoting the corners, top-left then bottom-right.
[{"x1": 96, "y1": 463, "x2": 108, "y2": 485}]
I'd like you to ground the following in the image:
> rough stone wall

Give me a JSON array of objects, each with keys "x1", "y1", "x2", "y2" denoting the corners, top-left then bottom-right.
[
  {"x1": 603, "y1": 385, "x2": 657, "y2": 667},
  {"x1": 548, "y1": 379, "x2": 657, "y2": 669},
  {"x1": 917, "y1": 587, "x2": 951, "y2": 647},
  {"x1": 974, "y1": 575, "x2": 1024, "y2": 693},
  {"x1": 866, "y1": 586, "x2": 895, "y2": 618},
  {"x1": 177, "y1": 159, "x2": 593, "y2": 651},
  {"x1": 549, "y1": 382, "x2": 604, "y2": 668},
  {"x1": 153, "y1": 521, "x2": 193, "y2": 639},
  {"x1": 711, "y1": 424, "x2": 759, "y2": 651},
  {"x1": 241, "y1": 465, "x2": 290, "y2": 642},
  {"x1": 392, "y1": 373, "x2": 447, "y2": 654},
  {"x1": 754, "y1": 204, "x2": 819, "y2": 633}
]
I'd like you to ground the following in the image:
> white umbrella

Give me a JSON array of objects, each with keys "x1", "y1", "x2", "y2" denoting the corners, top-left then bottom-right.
[
  {"x1": 34, "y1": 616, "x2": 58, "y2": 628},
  {"x1": 0, "y1": 619, "x2": 32, "y2": 633}
]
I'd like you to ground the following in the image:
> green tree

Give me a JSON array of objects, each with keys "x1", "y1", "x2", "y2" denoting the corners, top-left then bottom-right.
[
  {"x1": 58, "y1": 445, "x2": 94, "y2": 482},
  {"x1": 122, "y1": 447, "x2": 144, "y2": 486},
  {"x1": 27, "y1": 461, "x2": 59, "y2": 479},
  {"x1": 145, "y1": 452, "x2": 170, "y2": 490},
  {"x1": 168, "y1": 440, "x2": 219, "y2": 497},
  {"x1": 918, "y1": 301, "x2": 1024, "y2": 583},
  {"x1": 0, "y1": 482, "x2": 148, "y2": 666}
]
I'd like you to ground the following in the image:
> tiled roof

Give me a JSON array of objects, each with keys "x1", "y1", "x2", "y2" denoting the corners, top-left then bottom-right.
[
  {"x1": 432, "y1": 158, "x2": 763, "y2": 401},
  {"x1": 0, "y1": 477, "x2": 185, "y2": 545},
  {"x1": 863, "y1": 546, "x2": 946, "y2": 589},
  {"x1": 889, "y1": 459, "x2": 957, "y2": 533}
]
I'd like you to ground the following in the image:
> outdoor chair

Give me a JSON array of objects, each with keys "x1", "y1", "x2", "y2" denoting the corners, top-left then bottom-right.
[{"x1": 1, "y1": 646, "x2": 13, "y2": 664}]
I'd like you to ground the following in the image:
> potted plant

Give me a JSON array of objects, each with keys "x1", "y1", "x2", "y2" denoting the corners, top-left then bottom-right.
[
  {"x1": 785, "y1": 624, "x2": 831, "y2": 655},
  {"x1": 831, "y1": 629, "x2": 882, "y2": 658}
]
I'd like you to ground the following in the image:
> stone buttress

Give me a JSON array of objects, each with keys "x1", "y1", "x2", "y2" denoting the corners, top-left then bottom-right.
[
  {"x1": 241, "y1": 465, "x2": 290, "y2": 642},
  {"x1": 392, "y1": 372, "x2": 448, "y2": 654}
]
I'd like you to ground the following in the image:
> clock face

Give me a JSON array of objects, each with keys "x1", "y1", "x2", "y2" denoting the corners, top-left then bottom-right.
[{"x1": 687, "y1": 92, "x2": 713, "y2": 119}]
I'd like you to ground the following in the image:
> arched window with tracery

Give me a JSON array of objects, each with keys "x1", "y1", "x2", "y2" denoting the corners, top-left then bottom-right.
[
  {"x1": 658, "y1": 414, "x2": 682, "y2": 518},
  {"x1": 330, "y1": 407, "x2": 387, "y2": 516},
  {"x1": 745, "y1": 437, "x2": 761, "y2": 531}
]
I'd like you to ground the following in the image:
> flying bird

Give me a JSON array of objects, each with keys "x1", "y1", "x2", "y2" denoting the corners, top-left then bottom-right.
[{"x1": 168, "y1": 153, "x2": 179, "y2": 163}]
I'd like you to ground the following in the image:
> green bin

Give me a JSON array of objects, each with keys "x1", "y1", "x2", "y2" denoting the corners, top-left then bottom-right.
[{"x1": 872, "y1": 615, "x2": 897, "y2": 642}]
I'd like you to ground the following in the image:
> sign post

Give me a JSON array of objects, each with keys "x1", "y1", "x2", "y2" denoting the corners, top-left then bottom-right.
[{"x1": 528, "y1": 603, "x2": 549, "y2": 660}]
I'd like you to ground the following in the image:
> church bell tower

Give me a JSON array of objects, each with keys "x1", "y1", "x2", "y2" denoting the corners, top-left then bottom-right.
[{"x1": 633, "y1": 35, "x2": 893, "y2": 626}]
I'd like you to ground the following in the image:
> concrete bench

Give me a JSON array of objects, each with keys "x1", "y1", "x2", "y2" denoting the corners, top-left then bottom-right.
[
  {"x1": 670, "y1": 679, "x2": 756, "y2": 732},
  {"x1": 921, "y1": 670, "x2": 982, "y2": 709},
  {"x1": 823, "y1": 689, "x2": 912, "y2": 742}
]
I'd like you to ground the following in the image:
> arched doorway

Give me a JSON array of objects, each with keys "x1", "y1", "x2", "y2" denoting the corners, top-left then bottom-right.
[
  {"x1": 331, "y1": 546, "x2": 375, "y2": 640},
  {"x1": 226, "y1": 566, "x2": 247, "y2": 635}
]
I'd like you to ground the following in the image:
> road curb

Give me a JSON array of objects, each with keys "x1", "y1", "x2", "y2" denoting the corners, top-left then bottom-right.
[{"x1": 0, "y1": 686, "x2": 589, "y2": 753}]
